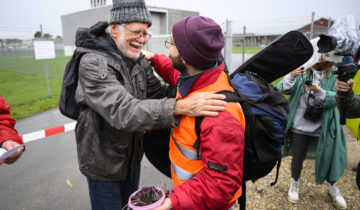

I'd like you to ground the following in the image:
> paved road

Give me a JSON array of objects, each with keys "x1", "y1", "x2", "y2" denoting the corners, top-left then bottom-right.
[{"x1": 0, "y1": 108, "x2": 172, "y2": 210}]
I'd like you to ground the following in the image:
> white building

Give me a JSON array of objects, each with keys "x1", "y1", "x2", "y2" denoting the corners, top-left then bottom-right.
[{"x1": 61, "y1": 1, "x2": 199, "y2": 55}]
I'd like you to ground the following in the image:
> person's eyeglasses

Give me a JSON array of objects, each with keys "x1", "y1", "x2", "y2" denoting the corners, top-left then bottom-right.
[
  {"x1": 120, "y1": 24, "x2": 152, "y2": 41},
  {"x1": 164, "y1": 37, "x2": 174, "y2": 49}
]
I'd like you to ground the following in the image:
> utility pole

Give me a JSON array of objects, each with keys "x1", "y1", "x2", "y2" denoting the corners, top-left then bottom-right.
[
  {"x1": 309, "y1": 12, "x2": 315, "y2": 39},
  {"x1": 40, "y1": 24, "x2": 43, "y2": 38}
]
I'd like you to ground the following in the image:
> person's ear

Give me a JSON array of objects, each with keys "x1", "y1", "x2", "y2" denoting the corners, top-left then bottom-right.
[{"x1": 109, "y1": 24, "x2": 119, "y2": 39}]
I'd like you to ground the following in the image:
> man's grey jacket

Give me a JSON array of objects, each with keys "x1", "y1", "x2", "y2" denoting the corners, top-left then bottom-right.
[{"x1": 74, "y1": 22, "x2": 176, "y2": 181}]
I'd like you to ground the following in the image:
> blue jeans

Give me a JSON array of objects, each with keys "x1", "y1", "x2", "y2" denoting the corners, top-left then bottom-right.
[{"x1": 86, "y1": 166, "x2": 141, "y2": 210}]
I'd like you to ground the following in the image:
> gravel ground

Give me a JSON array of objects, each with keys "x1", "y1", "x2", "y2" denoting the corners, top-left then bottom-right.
[{"x1": 235, "y1": 126, "x2": 360, "y2": 210}]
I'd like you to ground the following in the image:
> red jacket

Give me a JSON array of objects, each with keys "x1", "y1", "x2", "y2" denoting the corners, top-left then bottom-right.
[
  {"x1": 0, "y1": 96, "x2": 23, "y2": 146},
  {"x1": 151, "y1": 54, "x2": 245, "y2": 210}
]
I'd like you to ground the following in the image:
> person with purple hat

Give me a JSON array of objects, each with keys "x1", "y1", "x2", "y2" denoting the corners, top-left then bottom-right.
[
  {"x1": 73, "y1": 0, "x2": 228, "y2": 209},
  {"x1": 142, "y1": 16, "x2": 245, "y2": 210}
]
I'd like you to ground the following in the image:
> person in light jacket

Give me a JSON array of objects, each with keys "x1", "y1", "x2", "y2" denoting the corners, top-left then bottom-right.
[{"x1": 277, "y1": 53, "x2": 347, "y2": 209}]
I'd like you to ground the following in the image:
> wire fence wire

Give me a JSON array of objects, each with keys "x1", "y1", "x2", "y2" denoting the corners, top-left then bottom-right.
[
  {"x1": 0, "y1": 33, "x2": 263, "y2": 79},
  {"x1": 0, "y1": 41, "x2": 68, "y2": 79},
  {"x1": 0, "y1": 32, "x2": 274, "y2": 102}
]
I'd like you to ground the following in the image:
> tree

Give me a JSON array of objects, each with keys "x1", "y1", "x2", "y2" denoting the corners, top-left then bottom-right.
[
  {"x1": 43, "y1": 33, "x2": 53, "y2": 39},
  {"x1": 56, "y1": 35, "x2": 63, "y2": 40},
  {"x1": 34, "y1": 31, "x2": 42, "y2": 38}
]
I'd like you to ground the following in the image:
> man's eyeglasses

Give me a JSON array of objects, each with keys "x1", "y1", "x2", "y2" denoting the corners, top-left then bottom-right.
[
  {"x1": 164, "y1": 37, "x2": 174, "y2": 49},
  {"x1": 120, "y1": 24, "x2": 152, "y2": 41}
]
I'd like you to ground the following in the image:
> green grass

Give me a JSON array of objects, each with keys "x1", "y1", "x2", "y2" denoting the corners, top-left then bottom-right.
[
  {"x1": 0, "y1": 56, "x2": 70, "y2": 78},
  {"x1": 232, "y1": 46, "x2": 264, "y2": 54},
  {"x1": 0, "y1": 71, "x2": 62, "y2": 120},
  {"x1": 0, "y1": 55, "x2": 70, "y2": 119}
]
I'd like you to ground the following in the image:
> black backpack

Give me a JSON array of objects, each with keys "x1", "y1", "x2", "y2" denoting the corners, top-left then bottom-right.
[
  {"x1": 59, "y1": 21, "x2": 110, "y2": 120},
  {"x1": 194, "y1": 72, "x2": 289, "y2": 186},
  {"x1": 59, "y1": 50, "x2": 86, "y2": 120},
  {"x1": 144, "y1": 31, "x2": 313, "y2": 184}
]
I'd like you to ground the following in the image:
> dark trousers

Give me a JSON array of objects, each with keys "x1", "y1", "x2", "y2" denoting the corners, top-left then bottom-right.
[
  {"x1": 86, "y1": 166, "x2": 141, "y2": 210},
  {"x1": 291, "y1": 132, "x2": 336, "y2": 184},
  {"x1": 291, "y1": 132, "x2": 318, "y2": 181}
]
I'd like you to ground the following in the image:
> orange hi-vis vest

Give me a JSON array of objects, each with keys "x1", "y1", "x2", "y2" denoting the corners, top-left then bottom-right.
[{"x1": 169, "y1": 71, "x2": 246, "y2": 203}]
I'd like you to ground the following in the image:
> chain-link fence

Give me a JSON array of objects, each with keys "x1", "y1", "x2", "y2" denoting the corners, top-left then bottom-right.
[
  {"x1": 0, "y1": 40, "x2": 68, "y2": 79},
  {"x1": 0, "y1": 31, "x2": 309, "y2": 79},
  {"x1": 0, "y1": 32, "x2": 291, "y2": 100}
]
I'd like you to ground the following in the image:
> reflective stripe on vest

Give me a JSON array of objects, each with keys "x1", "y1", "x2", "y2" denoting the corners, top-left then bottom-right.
[
  {"x1": 169, "y1": 72, "x2": 246, "y2": 203},
  {"x1": 170, "y1": 129, "x2": 201, "y2": 161},
  {"x1": 171, "y1": 161, "x2": 196, "y2": 181}
]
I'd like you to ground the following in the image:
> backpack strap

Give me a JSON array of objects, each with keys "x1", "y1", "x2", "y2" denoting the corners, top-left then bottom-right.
[
  {"x1": 270, "y1": 158, "x2": 282, "y2": 186},
  {"x1": 192, "y1": 90, "x2": 240, "y2": 158},
  {"x1": 193, "y1": 116, "x2": 204, "y2": 159}
]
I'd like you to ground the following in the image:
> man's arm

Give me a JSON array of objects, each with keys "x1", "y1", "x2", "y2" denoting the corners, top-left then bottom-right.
[
  {"x1": 0, "y1": 96, "x2": 24, "y2": 165},
  {"x1": 78, "y1": 54, "x2": 226, "y2": 131},
  {"x1": 335, "y1": 79, "x2": 360, "y2": 118},
  {"x1": 142, "y1": 50, "x2": 179, "y2": 87}
]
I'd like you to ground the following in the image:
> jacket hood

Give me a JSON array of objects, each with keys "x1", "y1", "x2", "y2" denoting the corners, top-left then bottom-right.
[{"x1": 75, "y1": 21, "x2": 118, "y2": 54}]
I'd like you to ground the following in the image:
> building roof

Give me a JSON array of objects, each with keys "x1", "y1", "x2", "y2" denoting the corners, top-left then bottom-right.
[{"x1": 296, "y1": 17, "x2": 334, "y2": 32}]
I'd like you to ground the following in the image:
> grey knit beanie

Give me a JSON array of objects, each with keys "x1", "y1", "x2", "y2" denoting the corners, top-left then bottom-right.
[{"x1": 110, "y1": 0, "x2": 152, "y2": 27}]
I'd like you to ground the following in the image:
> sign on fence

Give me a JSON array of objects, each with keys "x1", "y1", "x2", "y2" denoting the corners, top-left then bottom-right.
[
  {"x1": 33, "y1": 41, "x2": 55, "y2": 60},
  {"x1": 33, "y1": 41, "x2": 55, "y2": 97}
]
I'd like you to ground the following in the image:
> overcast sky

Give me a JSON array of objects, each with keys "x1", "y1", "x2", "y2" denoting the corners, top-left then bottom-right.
[{"x1": 0, "y1": 0, "x2": 359, "y2": 39}]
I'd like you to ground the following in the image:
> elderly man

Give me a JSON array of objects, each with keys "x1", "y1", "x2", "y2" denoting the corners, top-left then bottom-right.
[{"x1": 73, "y1": 0, "x2": 226, "y2": 209}]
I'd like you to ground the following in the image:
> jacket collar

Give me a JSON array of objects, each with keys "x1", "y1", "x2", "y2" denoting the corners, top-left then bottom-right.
[{"x1": 177, "y1": 59, "x2": 225, "y2": 98}]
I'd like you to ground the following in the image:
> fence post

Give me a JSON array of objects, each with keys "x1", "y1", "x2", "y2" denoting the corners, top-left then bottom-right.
[
  {"x1": 33, "y1": 43, "x2": 37, "y2": 75},
  {"x1": 310, "y1": 11, "x2": 315, "y2": 39},
  {"x1": 21, "y1": 44, "x2": 26, "y2": 73},
  {"x1": 44, "y1": 59, "x2": 51, "y2": 97},
  {"x1": 242, "y1": 26, "x2": 246, "y2": 64},
  {"x1": 12, "y1": 43, "x2": 16, "y2": 71},
  {"x1": 1, "y1": 40, "x2": 6, "y2": 70},
  {"x1": 224, "y1": 19, "x2": 232, "y2": 71}
]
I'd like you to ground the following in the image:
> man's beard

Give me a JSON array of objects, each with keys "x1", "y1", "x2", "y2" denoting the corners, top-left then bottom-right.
[
  {"x1": 116, "y1": 32, "x2": 140, "y2": 60},
  {"x1": 170, "y1": 54, "x2": 187, "y2": 74}
]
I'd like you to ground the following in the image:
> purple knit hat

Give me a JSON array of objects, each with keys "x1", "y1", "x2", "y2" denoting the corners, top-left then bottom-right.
[{"x1": 172, "y1": 16, "x2": 225, "y2": 70}]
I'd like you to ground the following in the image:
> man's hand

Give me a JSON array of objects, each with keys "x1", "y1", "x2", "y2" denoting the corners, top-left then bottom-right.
[
  {"x1": 173, "y1": 92, "x2": 227, "y2": 117},
  {"x1": 141, "y1": 49, "x2": 155, "y2": 61},
  {"x1": 291, "y1": 67, "x2": 305, "y2": 78},
  {"x1": 1, "y1": 140, "x2": 24, "y2": 165},
  {"x1": 154, "y1": 197, "x2": 172, "y2": 210},
  {"x1": 335, "y1": 79, "x2": 353, "y2": 93}
]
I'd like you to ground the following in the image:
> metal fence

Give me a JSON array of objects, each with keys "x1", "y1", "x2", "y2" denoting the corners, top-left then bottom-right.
[
  {"x1": 0, "y1": 33, "x2": 265, "y2": 81},
  {"x1": 0, "y1": 41, "x2": 67, "y2": 79}
]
